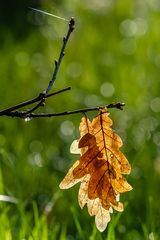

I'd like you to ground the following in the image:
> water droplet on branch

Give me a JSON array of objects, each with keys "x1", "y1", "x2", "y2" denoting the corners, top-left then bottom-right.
[{"x1": 24, "y1": 117, "x2": 32, "y2": 122}]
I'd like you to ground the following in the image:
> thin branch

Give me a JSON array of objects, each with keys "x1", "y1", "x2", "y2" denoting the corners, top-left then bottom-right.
[
  {"x1": 27, "y1": 17, "x2": 75, "y2": 114},
  {"x1": 0, "y1": 15, "x2": 125, "y2": 122},
  {"x1": 0, "y1": 87, "x2": 71, "y2": 116},
  {"x1": 5, "y1": 102, "x2": 125, "y2": 119},
  {"x1": 45, "y1": 18, "x2": 75, "y2": 94}
]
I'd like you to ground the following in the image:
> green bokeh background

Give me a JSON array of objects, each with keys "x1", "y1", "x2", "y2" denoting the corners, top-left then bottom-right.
[{"x1": 0, "y1": 1, "x2": 160, "y2": 239}]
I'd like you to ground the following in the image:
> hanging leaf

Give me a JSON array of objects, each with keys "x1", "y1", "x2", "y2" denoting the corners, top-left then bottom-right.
[{"x1": 59, "y1": 107, "x2": 132, "y2": 232}]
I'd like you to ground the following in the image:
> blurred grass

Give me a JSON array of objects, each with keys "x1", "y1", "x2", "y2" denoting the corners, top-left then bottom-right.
[{"x1": 0, "y1": 0, "x2": 160, "y2": 239}]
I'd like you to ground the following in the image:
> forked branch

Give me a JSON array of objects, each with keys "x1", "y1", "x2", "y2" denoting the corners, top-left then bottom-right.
[
  {"x1": 0, "y1": 87, "x2": 71, "y2": 116},
  {"x1": 0, "y1": 16, "x2": 125, "y2": 120},
  {"x1": 0, "y1": 18, "x2": 74, "y2": 118}
]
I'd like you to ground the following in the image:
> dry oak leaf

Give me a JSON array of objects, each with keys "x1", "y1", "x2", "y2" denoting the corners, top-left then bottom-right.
[{"x1": 59, "y1": 108, "x2": 132, "y2": 232}]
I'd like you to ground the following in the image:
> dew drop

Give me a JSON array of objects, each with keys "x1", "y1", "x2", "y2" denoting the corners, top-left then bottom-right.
[{"x1": 24, "y1": 117, "x2": 32, "y2": 122}]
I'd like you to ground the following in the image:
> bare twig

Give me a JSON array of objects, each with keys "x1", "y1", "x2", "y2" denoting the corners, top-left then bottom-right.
[
  {"x1": 0, "y1": 14, "x2": 125, "y2": 121},
  {"x1": 0, "y1": 87, "x2": 71, "y2": 116},
  {"x1": 26, "y1": 17, "x2": 75, "y2": 114},
  {"x1": 4, "y1": 103, "x2": 125, "y2": 119},
  {"x1": 45, "y1": 17, "x2": 75, "y2": 94},
  {"x1": 0, "y1": 16, "x2": 74, "y2": 118}
]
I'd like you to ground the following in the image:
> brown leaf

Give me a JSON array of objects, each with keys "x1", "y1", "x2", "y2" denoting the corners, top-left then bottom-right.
[
  {"x1": 59, "y1": 107, "x2": 132, "y2": 232},
  {"x1": 78, "y1": 174, "x2": 112, "y2": 232},
  {"x1": 59, "y1": 160, "x2": 82, "y2": 189}
]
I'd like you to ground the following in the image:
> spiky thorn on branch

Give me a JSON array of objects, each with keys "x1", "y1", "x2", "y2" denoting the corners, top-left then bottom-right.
[{"x1": 0, "y1": 16, "x2": 125, "y2": 120}]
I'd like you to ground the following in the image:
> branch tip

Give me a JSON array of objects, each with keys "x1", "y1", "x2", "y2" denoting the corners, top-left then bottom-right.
[
  {"x1": 107, "y1": 102, "x2": 125, "y2": 110},
  {"x1": 54, "y1": 60, "x2": 58, "y2": 67},
  {"x1": 69, "y1": 17, "x2": 75, "y2": 31},
  {"x1": 117, "y1": 102, "x2": 125, "y2": 110}
]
